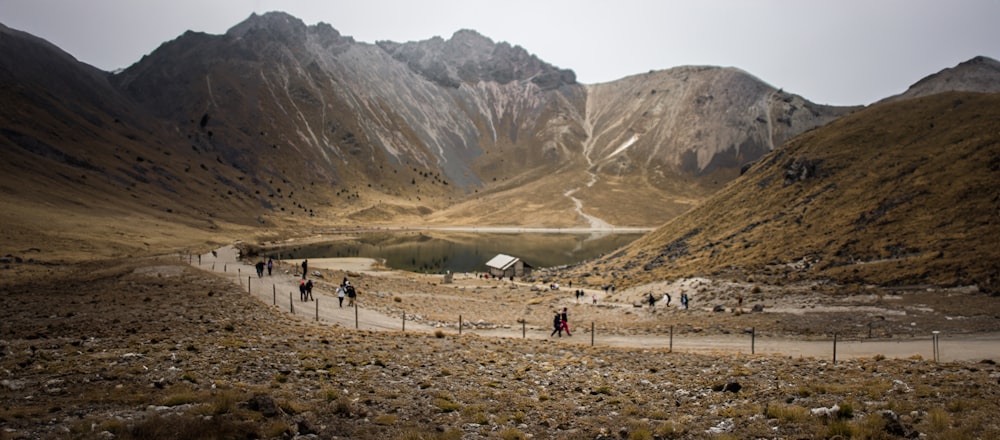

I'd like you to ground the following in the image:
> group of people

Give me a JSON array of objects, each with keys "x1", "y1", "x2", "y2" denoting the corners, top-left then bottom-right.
[
  {"x1": 334, "y1": 277, "x2": 357, "y2": 308},
  {"x1": 646, "y1": 292, "x2": 690, "y2": 309},
  {"x1": 254, "y1": 258, "x2": 274, "y2": 278},
  {"x1": 551, "y1": 307, "x2": 572, "y2": 337},
  {"x1": 573, "y1": 289, "x2": 597, "y2": 304},
  {"x1": 299, "y1": 279, "x2": 314, "y2": 301}
]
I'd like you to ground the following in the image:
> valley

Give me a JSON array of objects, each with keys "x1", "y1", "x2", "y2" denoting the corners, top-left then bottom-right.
[{"x1": 2, "y1": 12, "x2": 999, "y2": 439}]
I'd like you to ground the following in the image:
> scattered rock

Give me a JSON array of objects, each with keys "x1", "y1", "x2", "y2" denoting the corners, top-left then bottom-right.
[{"x1": 245, "y1": 394, "x2": 281, "y2": 417}]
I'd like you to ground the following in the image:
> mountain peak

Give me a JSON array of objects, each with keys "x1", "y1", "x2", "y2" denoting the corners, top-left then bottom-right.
[
  {"x1": 881, "y1": 55, "x2": 1000, "y2": 103},
  {"x1": 226, "y1": 11, "x2": 308, "y2": 41}
]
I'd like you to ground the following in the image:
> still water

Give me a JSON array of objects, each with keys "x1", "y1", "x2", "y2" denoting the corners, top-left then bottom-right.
[{"x1": 278, "y1": 230, "x2": 644, "y2": 274}]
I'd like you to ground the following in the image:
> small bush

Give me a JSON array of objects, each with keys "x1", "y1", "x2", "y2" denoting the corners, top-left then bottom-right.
[
  {"x1": 434, "y1": 330, "x2": 445, "y2": 338},
  {"x1": 433, "y1": 397, "x2": 461, "y2": 413},
  {"x1": 498, "y1": 428, "x2": 526, "y2": 440}
]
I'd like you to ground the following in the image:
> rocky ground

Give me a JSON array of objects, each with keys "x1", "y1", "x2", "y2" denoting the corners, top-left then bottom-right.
[{"x1": 2, "y1": 252, "x2": 1000, "y2": 439}]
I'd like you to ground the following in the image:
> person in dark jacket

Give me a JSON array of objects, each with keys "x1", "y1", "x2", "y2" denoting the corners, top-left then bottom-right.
[{"x1": 550, "y1": 310, "x2": 562, "y2": 337}]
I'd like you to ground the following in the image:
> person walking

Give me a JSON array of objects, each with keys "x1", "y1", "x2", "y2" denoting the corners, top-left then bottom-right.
[
  {"x1": 346, "y1": 281, "x2": 357, "y2": 307},
  {"x1": 299, "y1": 280, "x2": 307, "y2": 301},
  {"x1": 301, "y1": 259, "x2": 308, "y2": 279},
  {"x1": 255, "y1": 260, "x2": 265, "y2": 278},
  {"x1": 305, "y1": 279, "x2": 314, "y2": 301},
  {"x1": 266, "y1": 258, "x2": 273, "y2": 276},
  {"x1": 550, "y1": 310, "x2": 563, "y2": 337},
  {"x1": 336, "y1": 284, "x2": 345, "y2": 307},
  {"x1": 559, "y1": 307, "x2": 572, "y2": 336}
]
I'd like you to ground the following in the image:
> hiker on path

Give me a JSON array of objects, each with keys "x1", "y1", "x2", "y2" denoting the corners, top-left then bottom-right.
[
  {"x1": 299, "y1": 280, "x2": 307, "y2": 301},
  {"x1": 255, "y1": 261, "x2": 265, "y2": 278},
  {"x1": 336, "y1": 284, "x2": 346, "y2": 307},
  {"x1": 681, "y1": 293, "x2": 689, "y2": 310},
  {"x1": 560, "y1": 307, "x2": 572, "y2": 336},
  {"x1": 345, "y1": 280, "x2": 357, "y2": 307},
  {"x1": 301, "y1": 259, "x2": 308, "y2": 279},
  {"x1": 305, "y1": 280, "x2": 314, "y2": 301},
  {"x1": 266, "y1": 258, "x2": 273, "y2": 276},
  {"x1": 550, "y1": 310, "x2": 563, "y2": 338},
  {"x1": 648, "y1": 293, "x2": 656, "y2": 308}
]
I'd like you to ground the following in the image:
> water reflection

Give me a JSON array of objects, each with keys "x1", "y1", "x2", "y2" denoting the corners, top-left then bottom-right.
[{"x1": 279, "y1": 231, "x2": 643, "y2": 274}]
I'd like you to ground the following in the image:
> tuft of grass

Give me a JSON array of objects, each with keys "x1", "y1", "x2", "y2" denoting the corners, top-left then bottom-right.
[
  {"x1": 432, "y1": 397, "x2": 461, "y2": 413},
  {"x1": 498, "y1": 428, "x2": 526, "y2": 440},
  {"x1": 374, "y1": 414, "x2": 398, "y2": 425},
  {"x1": 926, "y1": 407, "x2": 952, "y2": 433},
  {"x1": 764, "y1": 403, "x2": 809, "y2": 423},
  {"x1": 434, "y1": 329, "x2": 445, "y2": 338}
]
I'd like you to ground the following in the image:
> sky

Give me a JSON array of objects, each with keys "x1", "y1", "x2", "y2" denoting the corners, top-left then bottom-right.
[{"x1": 1, "y1": 0, "x2": 998, "y2": 106}]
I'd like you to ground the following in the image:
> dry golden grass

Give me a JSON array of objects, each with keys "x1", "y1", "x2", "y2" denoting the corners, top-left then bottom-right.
[{"x1": 582, "y1": 91, "x2": 1000, "y2": 290}]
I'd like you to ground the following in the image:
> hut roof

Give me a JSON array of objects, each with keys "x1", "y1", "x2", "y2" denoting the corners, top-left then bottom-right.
[{"x1": 485, "y1": 254, "x2": 520, "y2": 270}]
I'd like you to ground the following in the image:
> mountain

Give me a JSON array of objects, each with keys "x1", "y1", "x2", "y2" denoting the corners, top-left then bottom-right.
[
  {"x1": 881, "y1": 56, "x2": 1000, "y2": 103},
  {"x1": 574, "y1": 91, "x2": 1000, "y2": 291},
  {"x1": 0, "y1": 22, "x2": 268, "y2": 259},
  {"x1": 105, "y1": 11, "x2": 855, "y2": 227},
  {"x1": 2, "y1": 12, "x2": 998, "y2": 267}
]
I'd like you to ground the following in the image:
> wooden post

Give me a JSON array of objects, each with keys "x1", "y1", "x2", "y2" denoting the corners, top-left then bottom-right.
[
  {"x1": 354, "y1": 302, "x2": 359, "y2": 329},
  {"x1": 591, "y1": 322, "x2": 595, "y2": 347},
  {"x1": 459, "y1": 315, "x2": 463, "y2": 335},
  {"x1": 833, "y1": 333, "x2": 838, "y2": 365},
  {"x1": 669, "y1": 325, "x2": 674, "y2": 353},
  {"x1": 290, "y1": 292, "x2": 294, "y2": 314},
  {"x1": 932, "y1": 331, "x2": 940, "y2": 362},
  {"x1": 315, "y1": 299, "x2": 319, "y2": 322},
  {"x1": 751, "y1": 327, "x2": 756, "y2": 354},
  {"x1": 522, "y1": 321, "x2": 526, "y2": 339},
  {"x1": 248, "y1": 277, "x2": 251, "y2": 294},
  {"x1": 402, "y1": 313, "x2": 406, "y2": 332},
  {"x1": 273, "y1": 285, "x2": 276, "y2": 305},
  {"x1": 868, "y1": 322, "x2": 873, "y2": 338}
]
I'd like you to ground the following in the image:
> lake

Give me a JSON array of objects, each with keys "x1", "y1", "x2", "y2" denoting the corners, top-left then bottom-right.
[{"x1": 274, "y1": 230, "x2": 645, "y2": 273}]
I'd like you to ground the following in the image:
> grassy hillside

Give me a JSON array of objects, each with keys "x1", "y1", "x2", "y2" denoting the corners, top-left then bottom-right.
[{"x1": 577, "y1": 92, "x2": 1000, "y2": 290}]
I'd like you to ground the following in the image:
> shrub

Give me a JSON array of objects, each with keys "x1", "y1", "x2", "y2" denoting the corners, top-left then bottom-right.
[{"x1": 498, "y1": 428, "x2": 526, "y2": 440}]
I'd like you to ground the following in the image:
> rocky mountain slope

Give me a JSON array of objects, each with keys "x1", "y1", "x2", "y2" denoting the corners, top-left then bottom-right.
[
  {"x1": 2, "y1": 11, "x2": 858, "y2": 235},
  {"x1": 881, "y1": 55, "x2": 1000, "y2": 103},
  {"x1": 3, "y1": 12, "x2": 1000, "y2": 278},
  {"x1": 574, "y1": 91, "x2": 1000, "y2": 290}
]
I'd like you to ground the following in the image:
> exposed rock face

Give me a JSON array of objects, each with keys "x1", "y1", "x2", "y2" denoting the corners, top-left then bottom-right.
[
  {"x1": 583, "y1": 66, "x2": 855, "y2": 178},
  {"x1": 377, "y1": 29, "x2": 577, "y2": 90},
  {"x1": 4, "y1": 11, "x2": 998, "y2": 229}
]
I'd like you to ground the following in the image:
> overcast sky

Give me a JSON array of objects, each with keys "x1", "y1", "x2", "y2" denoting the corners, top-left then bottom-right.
[{"x1": 2, "y1": 0, "x2": 998, "y2": 106}]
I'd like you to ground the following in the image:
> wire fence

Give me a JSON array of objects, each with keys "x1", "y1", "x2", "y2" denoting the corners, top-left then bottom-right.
[{"x1": 185, "y1": 252, "x2": 970, "y2": 364}]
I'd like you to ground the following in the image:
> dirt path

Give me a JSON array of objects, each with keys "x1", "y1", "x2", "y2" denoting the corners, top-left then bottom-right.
[
  {"x1": 190, "y1": 246, "x2": 1000, "y2": 362},
  {"x1": 191, "y1": 245, "x2": 436, "y2": 332}
]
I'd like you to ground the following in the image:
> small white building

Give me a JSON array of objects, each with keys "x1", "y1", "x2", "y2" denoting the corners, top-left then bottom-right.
[{"x1": 485, "y1": 253, "x2": 532, "y2": 279}]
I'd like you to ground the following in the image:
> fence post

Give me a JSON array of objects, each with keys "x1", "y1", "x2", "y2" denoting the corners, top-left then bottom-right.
[
  {"x1": 522, "y1": 321, "x2": 526, "y2": 339},
  {"x1": 315, "y1": 299, "x2": 319, "y2": 322},
  {"x1": 751, "y1": 327, "x2": 756, "y2": 354},
  {"x1": 273, "y1": 285, "x2": 276, "y2": 305},
  {"x1": 833, "y1": 333, "x2": 838, "y2": 365},
  {"x1": 248, "y1": 277, "x2": 251, "y2": 294},
  {"x1": 403, "y1": 313, "x2": 406, "y2": 332},
  {"x1": 289, "y1": 292, "x2": 294, "y2": 314},
  {"x1": 669, "y1": 325, "x2": 674, "y2": 353},
  {"x1": 932, "y1": 331, "x2": 940, "y2": 362},
  {"x1": 591, "y1": 322, "x2": 595, "y2": 347},
  {"x1": 459, "y1": 315, "x2": 463, "y2": 335},
  {"x1": 355, "y1": 302, "x2": 359, "y2": 329}
]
